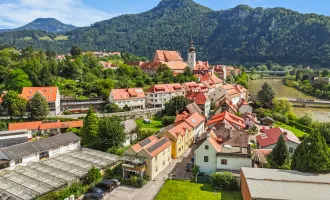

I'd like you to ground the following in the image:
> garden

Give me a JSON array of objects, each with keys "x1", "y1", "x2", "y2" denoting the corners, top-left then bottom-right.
[{"x1": 135, "y1": 117, "x2": 163, "y2": 133}]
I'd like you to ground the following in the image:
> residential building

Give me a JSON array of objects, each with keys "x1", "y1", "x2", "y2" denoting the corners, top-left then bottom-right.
[
  {"x1": 201, "y1": 81, "x2": 216, "y2": 96},
  {"x1": 214, "y1": 98, "x2": 238, "y2": 115},
  {"x1": 240, "y1": 167, "x2": 330, "y2": 200},
  {"x1": 184, "y1": 102, "x2": 203, "y2": 115},
  {"x1": 207, "y1": 111, "x2": 245, "y2": 131},
  {"x1": 242, "y1": 113, "x2": 258, "y2": 129},
  {"x1": 210, "y1": 84, "x2": 240, "y2": 104},
  {"x1": 260, "y1": 116, "x2": 275, "y2": 126},
  {"x1": 253, "y1": 149, "x2": 272, "y2": 168},
  {"x1": 181, "y1": 112, "x2": 205, "y2": 140},
  {"x1": 122, "y1": 119, "x2": 138, "y2": 146},
  {"x1": 256, "y1": 127, "x2": 301, "y2": 155},
  {"x1": 0, "y1": 132, "x2": 81, "y2": 169},
  {"x1": 314, "y1": 76, "x2": 330, "y2": 84},
  {"x1": 139, "y1": 50, "x2": 187, "y2": 75},
  {"x1": 0, "y1": 129, "x2": 32, "y2": 148},
  {"x1": 92, "y1": 51, "x2": 121, "y2": 58},
  {"x1": 123, "y1": 135, "x2": 172, "y2": 180},
  {"x1": 146, "y1": 84, "x2": 184, "y2": 108},
  {"x1": 193, "y1": 61, "x2": 211, "y2": 75},
  {"x1": 199, "y1": 72, "x2": 223, "y2": 88},
  {"x1": 8, "y1": 120, "x2": 83, "y2": 135},
  {"x1": 109, "y1": 88, "x2": 146, "y2": 110},
  {"x1": 235, "y1": 84, "x2": 248, "y2": 100},
  {"x1": 186, "y1": 92, "x2": 211, "y2": 117},
  {"x1": 182, "y1": 82, "x2": 200, "y2": 93},
  {"x1": 60, "y1": 96, "x2": 106, "y2": 112},
  {"x1": 158, "y1": 122, "x2": 194, "y2": 159},
  {"x1": 237, "y1": 99, "x2": 252, "y2": 114},
  {"x1": 214, "y1": 65, "x2": 241, "y2": 81},
  {"x1": 20, "y1": 87, "x2": 61, "y2": 115},
  {"x1": 194, "y1": 127, "x2": 252, "y2": 174}
]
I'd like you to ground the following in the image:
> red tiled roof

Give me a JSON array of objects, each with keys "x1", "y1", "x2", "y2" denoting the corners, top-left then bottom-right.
[
  {"x1": 221, "y1": 84, "x2": 235, "y2": 90},
  {"x1": 168, "y1": 122, "x2": 193, "y2": 139},
  {"x1": 131, "y1": 135, "x2": 158, "y2": 152},
  {"x1": 60, "y1": 120, "x2": 84, "y2": 129},
  {"x1": 39, "y1": 120, "x2": 61, "y2": 130},
  {"x1": 202, "y1": 81, "x2": 216, "y2": 89},
  {"x1": 208, "y1": 130, "x2": 221, "y2": 152},
  {"x1": 194, "y1": 61, "x2": 210, "y2": 71},
  {"x1": 9, "y1": 121, "x2": 42, "y2": 131},
  {"x1": 256, "y1": 127, "x2": 301, "y2": 148},
  {"x1": 237, "y1": 99, "x2": 249, "y2": 108},
  {"x1": 243, "y1": 113, "x2": 258, "y2": 124},
  {"x1": 148, "y1": 136, "x2": 172, "y2": 157},
  {"x1": 186, "y1": 92, "x2": 208, "y2": 105},
  {"x1": 99, "y1": 61, "x2": 117, "y2": 69},
  {"x1": 200, "y1": 72, "x2": 223, "y2": 84},
  {"x1": 111, "y1": 88, "x2": 145, "y2": 100},
  {"x1": 175, "y1": 114, "x2": 189, "y2": 124},
  {"x1": 8, "y1": 120, "x2": 80, "y2": 131},
  {"x1": 185, "y1": 112, "x2": 205, "y2": 128},
  {"x1": 21, "y1": 87, "x2": 58, "y2": 102},
  {"x1": 207, "y1": 111, "x2": 245, "y2": 129},
  {"x1": 235, "y1": 84, "x2": 247, "y2": 93},
  {"x1": 154, "y1": 50, "x2": 183, "y2": 62},
  {"x1": 131, "y1": 135, "x2": 172, "y2": 157},
  {"x1": 147, "y1": 84, "x2": 183, "y2": 93}
]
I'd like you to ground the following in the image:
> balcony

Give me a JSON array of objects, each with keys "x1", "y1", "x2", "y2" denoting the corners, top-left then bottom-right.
[
  {"x1": 122, "y1": 163, "x2": 146, "y2": 172},
  {"x1": 121, "y1": 155, "x2": 147, "y2": 172}
]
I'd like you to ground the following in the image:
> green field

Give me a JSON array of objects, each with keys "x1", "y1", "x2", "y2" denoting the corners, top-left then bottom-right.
[
  {"x1": 54, "y1": 35, "x2": 69, "y2": 41},
  {"x1": 39, "y1": 36, "x2": 53, "y2": 41},
  {"x1": 21, "y1": 37, "x2": 32, "y2": 41},
  {"x1": 135, "y1": 117, "x2": 163, "y2": 133},
  {"x1": 155, "y1": 180, "x2": 242, "y2": 200},
  {"x1": 274, "y1": 122, "x2": 307, "y2": 138}
]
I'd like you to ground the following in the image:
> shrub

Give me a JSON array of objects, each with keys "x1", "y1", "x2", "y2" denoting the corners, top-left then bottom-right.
[
  {"x1": 38, "y1": 183, "x2": 87, "y2": 200},
  {"x1": 288, "y1": 120, "x2": 313, "y2": 133},
  {"x1": 86, "y1": 166, "x2": 101, "y2": 185},
  {"x1": 162, "y1": 115, "x2": 176, "y2": 126},
  {"x1": 105, "y1": 103, "x2": 122, "y2": 113},
  {"x1": 210, "y1": 172, "x2": 238, "y2": 191},
  {"x1": 121, "y1": 176, "x2": 147, "y2": 188},
  {"x1": 63, "y1": 110, "x2": 73, "y2": 115},
  {"x1": 104, "y1": 165, "x2": 122, "y2": 180},
  {"x1": 273, "y1": 112, "x2": 289, "y2": 124}
]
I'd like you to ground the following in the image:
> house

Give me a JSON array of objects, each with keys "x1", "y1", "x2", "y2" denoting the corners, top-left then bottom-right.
[
  {"x1": 240, "y1": 167, "x2": 330, "y2": 200},
  {"x1": 109, "y1": 88, "x2": 146, "y2": 110},
  {"x1": 253, "y1": 149, "x2": 272, "y2": 168},
  {"x1": 260, "y1": 116, "x2": 275, "y2": 126},
  {"x1": 194, "y1": 128, "x2": 252, "y2": 174},
  {"x1": 184, "y1": 102, "x2": 203, "y2": 115},
  {"x1": 60, "y1": 96, "x2": 106, "y2": 112},
  {"x1": 122, "y1": 135, "x2": 172, "y2": 180},
  {"x1": 256, "y1": 127, "x2": 301, "y2": 155},
  {"x1": 214, "y1": 98, "x2": 238, "y2": 115},
  {"x1": 214, "y1": 65, "x2": 241, "y2": 81},
  {"x1": 314, "y1": 76, "x2": 330, "y2": 84},
  {"x1": 146, "y1": 84, "x2": 184, "y2": 108},
  {"x1": 237, "y1": 99, "x2": 252, "y2": 114},
  {"x1": 139, "y1": 50, "x2": 187, "y2": 75},
  {"x1": 181, "y1": 112, "x2": 205, "y2": 140},
  {"x1": 158, "y1": 122, "x2": 194, "y2": 159},
  {"x1": 235, "y1": 84, "x2": 248, "y2": 100},
  {"x1": 193, "y1": 61, "x2": 211, "y2": 75},
  {"x1": 199, "y1": 72, "x2": 223, "y2": 88},
  {"x1": 99, "y1": 61, "x2": 118, "y2": 70},
  {"x1": 207, "y1": 111, "x2": 245, "y2": 131},
  {"x1": 0, "y1": 129, "x2": 32, "y2": 148},
  {"x1": 201, "y1": 81, "x2": 216, "y2": 96},
  {"x1": 0, "y1": 132, "x2": 81, "y2": 169},
  {"x1": 122, "y1": 119, "x2": 138, "y2": 146},
  {"x1": 8, "y1": 120, "x2": 84, "y2": 135},
  {"x1": 186, "y1": 92, "x2": 211, "y2": 117},
  {"x1": 182, "y1": 82, "x2": 200, "y2": 93},
  {"x1": 242, "y1": 113, "x2": 258, "y2": 129},
  {"x1": 210, "y1": 84, "x2": 240, "y2": 104},
  {"x1": 20, "y1": 87, "x2": 61, "y2": 115}
]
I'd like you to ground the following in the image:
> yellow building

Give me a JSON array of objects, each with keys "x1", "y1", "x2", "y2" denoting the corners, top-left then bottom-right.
[
  {"x1": 158, "y1": 122, "x2": 194, "y2": 159},
  {"x1": 122, "y1": 135, "x2": 172, "y2": 180}
]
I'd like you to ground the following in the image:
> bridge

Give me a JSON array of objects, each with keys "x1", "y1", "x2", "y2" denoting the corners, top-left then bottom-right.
[
  {"x1": 280, "y1": 98, "x2": 330, "y2": 107},
  {"x1": 246, "y1": 71, "x2": 288, "y2": 76}
]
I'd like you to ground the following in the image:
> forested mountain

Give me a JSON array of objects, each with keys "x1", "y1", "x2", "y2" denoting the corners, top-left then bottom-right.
[
  {"x1": 1, "y1": 0, "x2": 330, "y2": 67},
  {"x1": 0, "y1": 18, "x2": 76, "y2": 34}
]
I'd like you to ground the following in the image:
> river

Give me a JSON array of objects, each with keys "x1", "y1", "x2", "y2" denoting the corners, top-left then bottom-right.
[{"x1": 249, "y1": 79, "x2": 330, "y2": 122}]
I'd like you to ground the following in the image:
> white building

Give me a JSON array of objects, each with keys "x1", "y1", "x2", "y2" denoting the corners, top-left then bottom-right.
[
  {"x1": 237, "y1": 99, "x2": 253, "y2": 114},
  {"x1": 0, "y1": 129, "x2": 32, "y2": 148},
  {"x1": 211, "y1": 84, "x2": 240, "y2": 104},
  {"x1": 146, "y1": 84, "x2": 184, "y2": 108},
  {"x1": 20, "y1": 87, "x2": 61, "y2": 115},
  {"x1": 109, "y1": 88, "x2": 146, "y2": 110},
  {"x1": 187, "y1": 40, "x2": 197, "y2": 71},
  {"x1": 256, "y1": 127, "x2": 301, "y2": 156},
  {"x1": 195, "y1": 128, "x2": 252, "y2": 174},
  {"x1": 0, "y1": 132, "x2": 81, "y2": 170},
  {"x1": 122, "y1": 119, "x2": 138, "y2": 146}
]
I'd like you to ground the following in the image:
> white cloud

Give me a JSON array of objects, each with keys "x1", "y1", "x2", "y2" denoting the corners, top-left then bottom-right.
[{"x1": 0, "y1": 0, "x2": 117, "y2": 29}]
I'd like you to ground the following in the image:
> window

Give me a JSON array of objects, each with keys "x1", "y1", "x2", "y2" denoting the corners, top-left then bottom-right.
[
  {"x1": 178, "y1": 138, "x2": 181, "y2": 144},
  {"x1": 178, "y1": 148, "x2": 181, "y2": 152},
  {"x1": 155, "y1": 166, "x2": 158, "y2": 172},
  {"x1": 168, "y1": 156, "x2": 170, "y2": 161},
  {"x1": 221, "y1": 159, "x2": 227, "y2": 165},
  {"x1": 168, "y1": 148, "x2": 170, "y2": 152},
  {"x1": 204, "y1": 156, "x2": 208, "y2": 162},
  {"x1": 205, "y1": 145, "x2": 209, "y2": 150},
  {"x1": 163, "y1": 151, "x2": 165, "y2": 155},
  {"x1": 155, "y1": 156, "x2": 157, "y2": 161},
  {"x1": 289, "y1": 147, "x2": 294, "y2": 153},
  {"x1": 163, "y1": 160, "x2": 165, "y2": 166},
  {"x1": 15, "y1": 158, "x2": 22, "y2": 164}
]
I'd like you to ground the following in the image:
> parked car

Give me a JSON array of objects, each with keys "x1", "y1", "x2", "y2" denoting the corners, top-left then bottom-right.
[
  {"x1": 83, "y1": 193, "x2": 103, "y2": 200},
  {"x1": 190, "y1": 157, "x2": 195, "y2": 164},
  {"x1": 108, "y1": 179, "x2": 121, "y2": 187},
  {"x1": 87, "y1": 187, "x2": 106, "y2": 197},
  {"x1": 95, "y1": 181, "x2": 116, "y2": 192},
  {"x1": 186, "y1": 162, "x2": 193, "y2": 171}
]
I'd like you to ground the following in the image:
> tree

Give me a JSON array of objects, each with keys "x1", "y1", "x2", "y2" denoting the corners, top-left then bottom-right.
[
  {"x1": 70, "y1": 46, "x2": 82, "y2": 58},
  {"x1": 28, "y1": 93, "x2": 50, "y2": 120},
  {"x1": 81, "y1": 106, "x2": 99, "y2": 147},
  {"x1": 321, "y1": 69, "x2": 329, "y2": 77},
  {"x1": 98, "y1": 116, "x2": 125, "y2": 151},
  {"x1": 272, "y1": 98, "x2": 292, "y2": 115},
  {"x1": 268, "y1": 134, "x2": 289, "y2": 167},
  {"x1": 163, "y1": 96, "x2": 190, "y2": 116},
  {"x1": 6, "y1": 69, "x2": 32, "y2": 91},
  {"x1": 105, "y1": 103, "x2": 122, "y2": 113},
  {"x1": 162, "y1": 115, "x2": 176, "y2": 126},
  {"x1": 257, "y1": 82, "x2": 275, "y2": 107},
  {"x1": 2, "y1": 91, "x2": 27, "y2": 119},
  {"x1": 298, "y1": 111, "x2": 313, "y2": 126},
  {"x1": 292, "y1": 132, "x2": 330, "y2": 173},
  {"x1": 86, "y1": 166, "x2": 101, "y2": 184}
]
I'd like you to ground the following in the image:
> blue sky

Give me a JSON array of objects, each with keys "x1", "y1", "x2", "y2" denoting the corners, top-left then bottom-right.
[{"x1": 0, "y1": 0, "x2": 329, "y2": 29}]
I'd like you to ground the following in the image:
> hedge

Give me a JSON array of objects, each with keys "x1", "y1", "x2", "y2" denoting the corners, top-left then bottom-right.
[
  {"x1": 210, "y1": 172, "x2": 238, "y2": 191},
  {"x1": 288, "y1": 120, "x2": 313, "y2": 133}
]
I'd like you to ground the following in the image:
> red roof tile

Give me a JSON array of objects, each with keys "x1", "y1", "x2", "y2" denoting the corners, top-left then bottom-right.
[
  {"x1": 168, "y1": 122, "x2": 193, "y2": 139},
  {"x1": 154, "y1": 50, "x2": 183, "y2": 62},
  {"x1": 186, "y1": 92, "x2": 208, "y2": 105},
  {"x1": 207, "y1": 111, "x2": 245, "y2": 129},
  {"x1": 111, "y1": 88, "x2": 145, "y2": 100},
  {"x1": 200, "y1": 72, "x2": 223, "y2": 84},
  {"x1": 237, "y1": 99, "x2": 249, "y2": 108},
  {"x1": 21, "y1": 87, "x2": 58, "y2": 102},
  {"x1": 194, "y1": 61, "x2": 210, "y2": 71},
  {"x1": 256, "y1": 127, "x2": 301, "y2": 148},
  {"x1": 185, "y1": 112, "x2": 205, "y2": 128},
  {"x1": 60, "y1": 120, "x2": 84, "y2": 129},
  {"x1": 9, "y1": 121, "x2": 42, "y2": 131},
  {"x1": 147, "y1": 84, "x2": 183, "y2": 93},
  {"x1": 131, "y1": 135, "x2": 158, "y2": 153}
]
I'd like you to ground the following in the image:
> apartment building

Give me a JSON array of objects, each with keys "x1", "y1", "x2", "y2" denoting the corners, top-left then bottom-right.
[
  {"x1": 109, "y1": 88, "x2": 146, "y2": 110},
  {"x1": 146, "y1": 84, "x2": 184, "y2": 108}
]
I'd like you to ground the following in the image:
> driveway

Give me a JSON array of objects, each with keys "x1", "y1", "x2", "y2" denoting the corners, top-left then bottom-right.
[{"x1": 106, "y1": 147, "x2": 195, "y2": 200}]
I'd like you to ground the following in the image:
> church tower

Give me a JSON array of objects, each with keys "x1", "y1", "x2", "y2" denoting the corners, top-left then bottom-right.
[{"x1": 187, "y1": 39, "x2": 196, "y2": 71}]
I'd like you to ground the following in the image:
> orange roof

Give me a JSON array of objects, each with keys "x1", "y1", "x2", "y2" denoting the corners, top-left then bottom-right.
[
  {"x1": 60, "y1": 120, "x2": 84, "y2": 129},
  {"x1": 9, "y1": 121, "x2": 42, "y2": 131},
  {"x1": 207, "y1": 111, "x2": 245, "y2": 129},
  {"x1": 227, "y1": 88, "x2": 240, "y2": 96},
  {"x1": 194, "y1": 61, "x2": 210, "y2": 71},
  {"x1": 175, "y1": 114, "x2": 189, "y2": 124},
  {"x1": 244, "y1": 113, "x2": 258, "y2": 124},
  {"x1": 131, "y1": 135, "x2": 172, "y2": 157},
  {"x1": 131, "y1": 135, "x2": 158, "y2": 153},
  {"x1": 208, "y1": 131, "x2": 221, "y2": 152},
  {"x1": 186, "y1": 92, "x2": 208, "y2": 105},
  {"x1": 21, "y1": 87, "x2": 58, "y2": 102},
  {"x1": 237, "y1": 99, "x2": 249, "y2": 108},
  {"x1": 168, "y1": 122, "x2": 193, "y2": 139},
  {"x1": 147, "y1": 83, "x2": 183, "y2": 93},
  {"x1": 99, "y1": 61, "x2": 117, "y2": 69},
  {"x1": 235, "y1": 84, "x2": 247, "y2": 93},
  {"x1": 185, "y1": 112, "x2": 205, "y2": 128},
  {"x1": 147, "y1": 136, "x2": 172, "y2": 157},
  {"x1": 111, "y1": 88, "x2": 145, "y2": 100},
  {"x1": 154, "y1": 50, "x2": 183, "y2": 62},
  {"x1": 222, "y1": 84, "x2": 235, "y2": 90},
  {"x1": 200, "y1": 72, "x2": 223, "y2": 84},
  {"x1": 39, "y1": 120, "x2": 61, "y2": 130}
]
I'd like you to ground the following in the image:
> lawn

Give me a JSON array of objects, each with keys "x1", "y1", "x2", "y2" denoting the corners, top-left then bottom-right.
[
  {"x1": 135, "y1": 117, "x2": 163, "y2": 133},
  {"x1": 38, "y1": 36, "x2": 53, "y2": 41},
  {"x1": 155, "y1": 180, "x2": 242, "y2": 200},
  {"x1": 274, "y1": 122, "x2": 307, "y2": 138},
  {"x1": 54, "y1": 35, "x2": 69, "y2": 41}
]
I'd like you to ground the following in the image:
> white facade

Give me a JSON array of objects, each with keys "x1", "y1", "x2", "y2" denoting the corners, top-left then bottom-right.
[
  {"x1": 109, "y1": 94, "x2": 145, "y2": 110},
  {"x1": 149, "y1": 146, "x2": 171, "y2": 180},
  {"x1": 244, "y1": 117, "x2": 257, "y2": 129},
  {"x1": 195, "y1": 140, "x2": 217, "y2": 174},
  {"x1": 146, "y1": 91, "x2": 184, "y2": 108},
  {"x1": 193, "y1": 122, "x2": 205, "y2": 140},
  {"x1": 216, "y1": 156, "x2": 252, "y2": 172},
  {"x1": 123, "y1": 133, "x2": 137, "y2": 147},
  {"x1": 204, "y1": 99, "x2": 211, "y2": 117},
  {"x1": 261, "y1": 141, "x2": 299, "y2": 156},
  {"x1": 187, "y1": 50, "x2": 196, "y2": 71},
  {"x1": 55, "y1": 89, "x2": 61, "y2": 115}
]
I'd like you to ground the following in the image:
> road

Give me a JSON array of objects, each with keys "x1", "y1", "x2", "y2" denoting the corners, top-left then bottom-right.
[{"x1": 106, "y1": 147, "x2": 194, "y2": 200}]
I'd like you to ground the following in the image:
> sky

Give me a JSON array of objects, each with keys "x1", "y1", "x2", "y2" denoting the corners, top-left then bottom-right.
[{"x1": 0, "y1": 0, "x2": 330, "y2": 29}]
